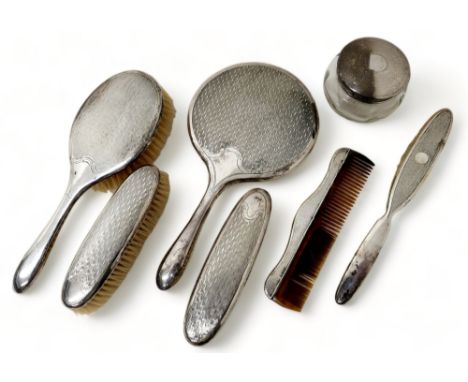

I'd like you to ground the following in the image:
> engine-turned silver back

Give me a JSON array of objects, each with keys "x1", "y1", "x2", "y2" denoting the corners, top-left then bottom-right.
[
  {"x1": 63, "y1": 166, "x2": 161, "y2": 310},
  {"x1": 70, "y1": 70, "x2": 163, "y2": 175},
  {"x1": 189, "y1": 63, "x2": 319, "y2": 176}
]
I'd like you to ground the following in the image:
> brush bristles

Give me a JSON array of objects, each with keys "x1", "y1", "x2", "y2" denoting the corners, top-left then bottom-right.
[
  {"x1": 74, "y1": 171, "x2": 170, "y2": 314},
  {"x1": 93, "y1": 90, "x2": 175, "y2": 192},
  {"x1": 273, "y1": 152, "x2": 374, "y2": 311}
]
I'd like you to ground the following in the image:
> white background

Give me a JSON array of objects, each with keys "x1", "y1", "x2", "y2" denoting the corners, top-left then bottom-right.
[{"x1": 0, "y1": 0, "x2": 466, "y2": 380}]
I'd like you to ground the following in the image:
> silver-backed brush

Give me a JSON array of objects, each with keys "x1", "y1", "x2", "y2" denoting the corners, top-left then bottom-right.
[
  {"x1": 63, "y1": 166, "x2": 169, "y2": 313},
  {"x1": 185, "y1": 188, "x2": 271, "y2": 345},
  {"x1": 13, "y1": 71, "x2": 175, "y2": 292}
]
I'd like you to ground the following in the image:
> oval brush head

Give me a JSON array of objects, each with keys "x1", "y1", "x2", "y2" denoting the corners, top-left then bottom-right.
[
  {"x1": 62, "y1": 166, "x2": 169, "y2": 313},
  {"x1": 93, "y1": 89, "x2": 175, "y2": 192}
]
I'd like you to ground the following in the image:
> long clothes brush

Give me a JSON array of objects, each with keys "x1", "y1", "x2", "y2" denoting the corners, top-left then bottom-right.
[
  {"x1": 62, "y1": 166, "x2": 169, "y2": 313},
  {"x1": 185, "y1": 188, "x2": 271, "y2": 345}
]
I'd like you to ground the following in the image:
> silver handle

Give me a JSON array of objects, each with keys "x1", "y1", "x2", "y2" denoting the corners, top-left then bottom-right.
[
  {"x1": 13, "y1": 180, "x2": 83, "y2": 292},
  {"x1": 335, "y1": 109, "x2": 452, "y2": 304},
  {"x1": 13, "y1": 162, "x2": 94, "y2": 292},
  {"x1": 335, "y1": 215, "x2": 391, "y2": 304},
  {"x1": 156, "y1": 179, "x2": 225, "y2": 290}
]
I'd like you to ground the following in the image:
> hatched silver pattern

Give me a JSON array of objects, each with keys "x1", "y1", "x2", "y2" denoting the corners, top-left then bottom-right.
[
  {"x1": 184, "y1": 189, "x2": 271, "y2": 344},
  {"x1": 63, "y1": 166, "x2": 159, "y2": 307},
  {"x1": 191, "y1": 64, "x2": 318, "y2": 174},
  {"x1": 70, "y1": 71, "x2": 163, "y2": 174}
]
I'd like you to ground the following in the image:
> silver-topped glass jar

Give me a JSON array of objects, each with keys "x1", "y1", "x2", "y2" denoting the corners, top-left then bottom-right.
[{"x1": 324, "y1": 37, "x2": 410, "y2": 122}]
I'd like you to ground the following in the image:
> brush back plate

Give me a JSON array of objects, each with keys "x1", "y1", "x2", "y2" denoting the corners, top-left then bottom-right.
[
  {"x1": 70, "y1": 70, "x2": 163, "y2": 176},
  {"x1": 184, "y1": 188, "x2": 271, "y2": 345},
  {"x1": 62, "y1": 166, "x2": 161, "y2": 309}
]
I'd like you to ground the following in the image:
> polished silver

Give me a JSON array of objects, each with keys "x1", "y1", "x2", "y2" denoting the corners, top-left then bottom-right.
[
  {"x1": 184, "y1": 188, "x2": 271, "y2": 345},
  {"x1": 335, "y1": 109, "x2": 453, "y2": 304},
  {"x1": 157, "y1": 63, "x2": 319, "y2": 290},
  {"x1": 265, "y1": 148, "x2": 357, "y2": 299},
  {"x1": 62, "y1": 166, "x2": 163, "y2": 309},
  {"x1": 324, "y1": 37, "x2": 410, "y2": 122},
  {"x1": 14, "y1": 71, "x2": 166, "y2": 292}
]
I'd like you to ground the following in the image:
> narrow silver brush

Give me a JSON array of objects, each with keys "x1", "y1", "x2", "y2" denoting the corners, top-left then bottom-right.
[
  {"x1": 62, "y1": 166, "x2": 169, "y2": 313},
  {"x1": 184, "y1": 188, "x2": 271, "y2": 345}
]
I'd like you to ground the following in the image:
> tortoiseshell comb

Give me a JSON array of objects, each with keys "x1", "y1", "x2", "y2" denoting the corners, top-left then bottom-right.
[{"x1": 265, "y1": 148, "x2": 374, "y2": 311}]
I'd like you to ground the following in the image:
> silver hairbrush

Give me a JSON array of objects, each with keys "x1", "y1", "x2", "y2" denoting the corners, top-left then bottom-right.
[{"x1": 14, "y1": 71, "x2": 174, "y2": 292}]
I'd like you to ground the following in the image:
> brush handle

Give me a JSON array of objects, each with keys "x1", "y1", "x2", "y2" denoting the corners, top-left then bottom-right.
[
  {"x1": 13, "y1": 163, "x2": 94, "y2": 293},
  {"x1": 13, "y1": 184, "x2": 82, "y2": 292},
  {"x1": 157, "y1": 180, "x2": 225, "y2": 290},
  {"x1": 335, "y1": 216, "x2": 391, "y2": 304}
]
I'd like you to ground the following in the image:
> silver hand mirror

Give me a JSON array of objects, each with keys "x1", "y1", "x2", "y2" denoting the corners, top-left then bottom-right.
[{"x1": 157, "y1": 63, "x2": 319, "y2": 290}]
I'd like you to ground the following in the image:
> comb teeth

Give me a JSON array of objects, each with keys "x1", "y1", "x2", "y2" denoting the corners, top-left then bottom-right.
[
  {"x1": 272, "y1": 150, "x2": 374, "y2": 311},
  {"x1": 320, "y1": 153, "x2": 374, "y2": 237}
]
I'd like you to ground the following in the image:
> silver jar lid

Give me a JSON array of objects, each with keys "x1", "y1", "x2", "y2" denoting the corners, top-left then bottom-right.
[{"x1": 324, "y1": 37, "x2": 410, "y2": 122}]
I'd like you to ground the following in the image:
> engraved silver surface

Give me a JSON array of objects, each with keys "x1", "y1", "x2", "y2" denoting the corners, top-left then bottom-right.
[
  {"x1": 70, "y1": 71, "x2": 163, "y2": 174},
  {"x1": 63, "y1": 166, "x2": 161, "y2": 308},
  {"x1": 157, "y1": 63, "x2": 319, "y2": 290},
  {"x1": 14, "y1": 71, "x2": 165, "y2": 292},
  {"x1": 336, "y1": 109, "x2": 453, "y2": 304},
  {"x1": 184, "y1": 188, "x2": 271, "y2": 345},
  {"x1": 191, "y1": 64, "x2": 317, "y2": 174}
]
